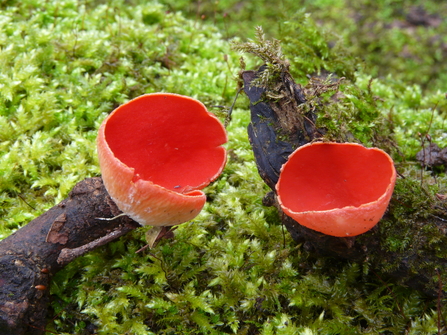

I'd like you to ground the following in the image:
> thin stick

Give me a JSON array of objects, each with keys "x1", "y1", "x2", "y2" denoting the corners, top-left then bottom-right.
[
  {"x1": 225, "y1": 87, "x2": 244, "y2": 127},
  {"x1": 57, "y1": 225, "x2": 135, "y2": 266}
]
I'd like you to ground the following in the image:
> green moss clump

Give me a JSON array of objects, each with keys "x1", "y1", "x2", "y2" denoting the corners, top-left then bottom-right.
[
  {"x1": 376, "y1": 177, "x2": 447, "y2": 275},
  {"x1": 1, "y1": 0, "x2": 447, "y2": 334}
]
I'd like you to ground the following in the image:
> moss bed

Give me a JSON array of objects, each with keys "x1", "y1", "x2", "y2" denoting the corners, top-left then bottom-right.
[{"x1": 1, "y1": 0, "x2": 447, "y2": 334}]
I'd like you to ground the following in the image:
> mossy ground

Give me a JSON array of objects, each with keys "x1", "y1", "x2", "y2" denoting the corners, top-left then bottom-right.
[{"x1": 0, "y1": 0, "x2": 447, "y2": 334}]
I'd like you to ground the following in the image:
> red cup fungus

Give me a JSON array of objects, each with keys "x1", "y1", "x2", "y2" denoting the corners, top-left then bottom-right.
[
  {"x1": 97, "y1": 93, "x2": 228, "y2": 226},
  {"x1": 276, "y1": 142, "x2": 396, "y2": 237}
]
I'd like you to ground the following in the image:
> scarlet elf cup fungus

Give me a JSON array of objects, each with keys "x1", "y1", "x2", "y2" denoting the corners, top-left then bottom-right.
[
  {"x1": 276, "y1": 142, "x2": 396, "y2": 237},
  {"x1": 97, "y1": 93, "x2": 228, "y2": 226}
]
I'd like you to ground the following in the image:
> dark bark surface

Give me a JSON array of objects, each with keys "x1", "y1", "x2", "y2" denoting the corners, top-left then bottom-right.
[
  {"x1": 243, "y1": 69, "x2": 317, "y2": 190},
  {"x1": 0, "y1": 177, "x2": 139, "y2": 335},
  {"x1": 242, "y1": 67, "x2": 447, "y2": 296}
]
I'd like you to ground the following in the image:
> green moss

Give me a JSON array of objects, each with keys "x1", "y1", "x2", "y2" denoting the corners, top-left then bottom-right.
[
  {"x1": 164, "y1": 0, "x2": 447, "y2": 93},
  {"x1": 1, "y1": 0, "x2": 447, "y2": 334}
]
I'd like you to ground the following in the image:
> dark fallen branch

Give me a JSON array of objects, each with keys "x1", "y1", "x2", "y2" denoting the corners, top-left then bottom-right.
[
  {"x1": 0, "y1": 177, "x2": 140, "y2": 335},
  {"x1": 243, "y1": 66, "x2": 447, "y2": 297}
]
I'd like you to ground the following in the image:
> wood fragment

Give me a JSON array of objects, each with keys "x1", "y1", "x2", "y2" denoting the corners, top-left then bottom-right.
[{"x1": 0, "y1": 177, "x2": 140, "y2": 335}]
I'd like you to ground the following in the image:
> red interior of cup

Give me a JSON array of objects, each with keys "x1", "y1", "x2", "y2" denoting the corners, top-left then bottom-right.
[
  {"x1": 278, "y1": 143, "x2": 393, "y2": 212},
  {"x1": 104, "y1": 94, "x2": 227, "y2": 193}
]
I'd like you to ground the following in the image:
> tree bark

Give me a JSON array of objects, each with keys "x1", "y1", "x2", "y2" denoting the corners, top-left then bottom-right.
[{"x1": 0, "y1": 177, "x2": 140, "y2": 335}]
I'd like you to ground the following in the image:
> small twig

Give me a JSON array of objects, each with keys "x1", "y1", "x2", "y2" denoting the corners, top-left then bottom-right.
[
  {"x1": 17, "y1": 194, "x2": 36, "y2": 211},
  {"x1": 430, "y1": 214, "x2": 447, "y2": 223},
  {"x1": 225, "y1": 87, "x2": 244, "y2": 127},
  {"x1": 57, "y1": 225, "x2": 135, "y2": 266},
  {"x1": 96, "y1": 213, "x2": 128, "y2": 221},
  {"x1": 136, "y1": 244, "x2": 151, "y2": 254}
]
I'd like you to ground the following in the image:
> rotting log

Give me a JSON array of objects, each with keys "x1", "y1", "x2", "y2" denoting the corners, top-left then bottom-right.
[
  {"x1": 0, "y1": 177, "x2": 140, "y2": 335},
  {"x1": 242, "y1": 67, "x2": 447, "y2": 296}
]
